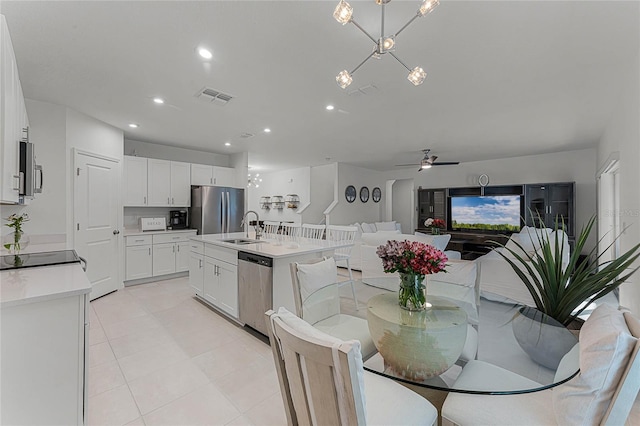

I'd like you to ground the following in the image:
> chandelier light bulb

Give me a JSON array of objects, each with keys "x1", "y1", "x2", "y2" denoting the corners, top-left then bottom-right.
[
  {"x1": 407, "y1": 66, "x2": 427, "y2": 86},
  {"x1": 333, "y1": 0, "x2": 353, "y2": 25},
  {"x1": 336, "y1": 70, "x2": 353, "y2": 89},
  {"x1": 419, "y1": 0, "x2": 440, "y2": 17},
  {"x1": 380, "y1": 36, "x2": 395, "y2": 52}
]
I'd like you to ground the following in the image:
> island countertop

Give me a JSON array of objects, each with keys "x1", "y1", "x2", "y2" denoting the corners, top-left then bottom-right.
[{"x1": 190, "y1": 232, "x2": 352, "y2": 259}]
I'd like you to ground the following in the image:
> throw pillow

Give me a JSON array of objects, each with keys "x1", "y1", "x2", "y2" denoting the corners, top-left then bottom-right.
[
  {"x1": 374, "y1": 221, "x2": 397, "y2": 232},
  {"x1": 361, "y1": 222, "x2": 376, "y2": 233},
  {"x1": 274, "y1": 307, "x2": 367, "y2": 412},
  {"x1": 553, "y1": 304, "x2": 637, "y2": 424}
]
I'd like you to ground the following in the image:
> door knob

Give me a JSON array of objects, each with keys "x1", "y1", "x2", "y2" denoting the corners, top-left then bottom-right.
[{"x1": 113, "y1": 230, "x2": 120, "y2": 235}]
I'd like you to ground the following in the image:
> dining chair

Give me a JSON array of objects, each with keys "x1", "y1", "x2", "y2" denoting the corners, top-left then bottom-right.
[
  {"x1": 326, "y1": 225, "x2": 359, "y2": 309},
  {"x1": 301, "y1": 223, "x2": 325, "y2": 240},
  {"x1": 289, "y1": 257, "x2": 376, "y2": 360},
  {"x1": 262, "y1": 220, "x2": 280, "y2": 237},
  {"x1": 265, "y1": 308, "x2": 438, "y2": 426},
  {"x1": 280, "y1": 222, "x2": 301, "y2": 240},
  {"x1": 441, "y1": 304, "x2": 640, "y2": 425}
]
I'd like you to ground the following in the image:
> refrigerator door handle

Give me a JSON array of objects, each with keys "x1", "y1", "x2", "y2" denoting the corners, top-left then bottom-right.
[
  {"x1": 221, "y1": 192, "x2": 226, "y2": 233},
  {"x1": 226, "y1": 191, "x2": 231, "y2": 233}
]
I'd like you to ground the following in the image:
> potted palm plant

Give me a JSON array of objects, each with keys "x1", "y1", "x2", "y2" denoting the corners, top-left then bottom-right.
[{"x1": 495, "y1": 215, "x2": 640, "y2": 368}]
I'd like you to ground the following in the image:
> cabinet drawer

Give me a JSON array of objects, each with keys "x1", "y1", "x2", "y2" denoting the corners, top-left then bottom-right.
[
  {"x1": 153, "y1": 232, "x2": 194, "y2": 244},
  {"x1": 204, "y1": 244, "x2": 237, "y2": 265},
  {"x1": 126, "y1": 235, "x2": 153, "y2": 246},
  {"x1": 190, "y1": 241, "x2": 205, "y2": 255}
]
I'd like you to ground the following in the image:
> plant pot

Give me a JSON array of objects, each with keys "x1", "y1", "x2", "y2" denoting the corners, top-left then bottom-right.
[
  {"x1": 398, "y1": 273, "x2": 430, "y2": 311},
  {"x1": 511, "y1": 306, "x2": 578, "y2": 370}
]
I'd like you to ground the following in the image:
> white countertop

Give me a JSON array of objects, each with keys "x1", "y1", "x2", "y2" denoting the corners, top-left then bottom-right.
[
  {"x1": 123, "y1": 228, "x2": 198, "y2": 237},
  {"x1": 1, "y1": 263, "x2": 91, "y2": 308},
  {"x1": 190, "y1": 232, "x2": 352, "y2": 259}
]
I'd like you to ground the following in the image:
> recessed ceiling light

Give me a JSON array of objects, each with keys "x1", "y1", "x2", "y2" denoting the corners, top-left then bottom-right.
[
  {"x1": 264, "y1": 128, "x2": 271, "y2": 133},
  {"x1": 326, "y1": 105, "x2": 335, "y2": 110},
  {"x1": 224, "y1": 142, "x2": 231, "y2": 146},
  {"x1": 153, "y1": 97, "x2": 164, "y2": 104},
  {"x1": 128, "y1": 123, "x2": 139, "y2": 128},
  {"x1": 198, "y1": 47, "x2": 212, "y2": 59}
]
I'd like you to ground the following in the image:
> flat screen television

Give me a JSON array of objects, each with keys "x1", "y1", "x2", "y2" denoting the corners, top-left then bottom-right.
[{"x1": 450, "y1": 195, "x2": 522, "y2": 232}]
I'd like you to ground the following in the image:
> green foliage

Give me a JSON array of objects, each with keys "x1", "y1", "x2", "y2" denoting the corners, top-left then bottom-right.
[
  {"x1": 452, "y1": 220, "x2": 520, "y2": 232},
  {"x1": 494, "y1": 215, "x2": 640, "y2": 326}
]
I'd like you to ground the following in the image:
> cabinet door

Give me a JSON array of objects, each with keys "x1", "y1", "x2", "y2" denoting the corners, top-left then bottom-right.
[
  {"x1": 217, "y1": 262, "x2": 238, "y2": 318},
  {"x1": 123, "y1": 156, "x2": 148, "y2": 206},
  {"x1": 525, "y1": 185, "x2": 547, "y2": 227},
  {"x1": 152, "y1": 243, "x2": 176, "y2": 276},
  {"x1": 0, "y1": 18, "x2": 20, "y2": 204},
  {"x1": 433, "y1": 189, "x2": 446, "y2": 222},
  {"x1": 125, "y1": 245, "x2": 152, "y2": 280},
  {"x1": 147, "y1": 159, "x2": 171, "y2": 206},
  {"x1": 175, "y1": 241, "x2": 190, "y2": 272},
  {"x1": 191, "y1": 164, "x2": 213, "y2": 186},
  {"x1": 189, "y1": 252, "x2": 204, "y2": 295},
  {"x1": 202, "y1": 257, "x2": 219, "y2": 306},
  {"x1": 548, "y1": 183, "x2": 574, "y2": 235},
  {"x1": 170, "y1": 161, "x2": 191, "y2": 206},
  {"x1": 213, "y1": 166, "x2": 235, "y2": 187}
]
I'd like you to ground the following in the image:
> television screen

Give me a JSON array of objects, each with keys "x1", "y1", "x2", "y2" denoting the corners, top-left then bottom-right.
[{"x1": 450, "y1": 195, "x2": 521, "y2": 232}]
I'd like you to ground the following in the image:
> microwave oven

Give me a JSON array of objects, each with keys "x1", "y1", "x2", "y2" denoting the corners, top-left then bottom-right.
[{"x1": 19, "y1": 137, "x2": 43, "y2": 200}]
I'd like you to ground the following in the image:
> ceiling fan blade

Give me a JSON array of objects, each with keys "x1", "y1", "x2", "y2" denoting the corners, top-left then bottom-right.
[
  {"x1": 429, "y1": 155, "x2": 438, "y2": 163},
  {"x1": 430, "y1": 161, "x2": 460, "y2": 166}
]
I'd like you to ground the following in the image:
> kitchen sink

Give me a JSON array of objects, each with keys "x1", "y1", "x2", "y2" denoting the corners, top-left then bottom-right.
[{"x1": 220, "y1": 238, "x2": 266, "y2": 245}]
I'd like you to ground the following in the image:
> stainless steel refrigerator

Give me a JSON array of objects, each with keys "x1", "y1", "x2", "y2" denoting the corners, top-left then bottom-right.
[{"x1": 190, "y1": 186, "x2": 245, "y2": 234}]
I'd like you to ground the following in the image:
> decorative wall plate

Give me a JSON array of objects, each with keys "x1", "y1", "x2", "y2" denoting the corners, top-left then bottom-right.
[
  {"x1": 345, "y1": 185, "x2": 356, "y2": 203},
  {"x1": 372, "y1": 187, "x2": 381, "y2": 203},
  {"x1": 478, "y1": 174, "x2": 490, "y2": 187},
  {"x1": 360, "y1": 186, "x2": 369, "y2": 203}
]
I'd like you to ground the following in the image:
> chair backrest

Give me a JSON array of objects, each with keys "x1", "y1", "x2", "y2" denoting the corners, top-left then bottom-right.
[
  {"x1": 265, "y1": 309, "x2": 366, "y2": 426},
  {"x1": 326, "y1": 225, "x2": 358, "y2": 257},
  {"x1": 602, "y1": 311, "x2": 640, "y2": 425},
  {"x1": 263, "y1": 220, "x2": 280, "y2": 236},
  {"x1": 290, "y1": 257, "x2": 341, "y2": 324},
  {"x1": 280, "y1": 223, "x2": 301, "y2": 239},
  {"x1": 301, "y1": 223, "x2": 326, "y2": 240}
]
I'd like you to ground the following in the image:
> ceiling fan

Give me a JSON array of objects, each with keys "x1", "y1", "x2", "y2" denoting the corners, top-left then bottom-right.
[{"x1": 395, "y1": 149, "x2": 460, "y2": 171}]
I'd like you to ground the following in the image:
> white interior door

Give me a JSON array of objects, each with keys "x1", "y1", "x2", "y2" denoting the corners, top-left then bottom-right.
[{"x1": 74, "y1": 150, "x2": 121, "y2": 300}]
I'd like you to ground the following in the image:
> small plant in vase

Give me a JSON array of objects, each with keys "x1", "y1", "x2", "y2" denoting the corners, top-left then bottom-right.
[
  {"x1": 377, "y1": 240, "x2": 448, "y2": 310},
  {"x1": 424, "y1": 218, "x2": 445, "y2": 235},
  {"x1": 3, "y1": 213, "x2": 30, "y2": 254}
]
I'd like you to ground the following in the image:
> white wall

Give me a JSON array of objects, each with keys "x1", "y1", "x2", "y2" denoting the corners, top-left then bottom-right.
[
  {"x1": 125, "y1": 139, "x2": 230, "y2": 167},
  {"x1": 247, "y1": 167, "x2": 311, "y2": 224},
  {"x1": 307, "y1": 163, "x2": 336, "y2": 224},
  {"x1": 391, "y1": 179, "x2": 414, "y2": 234},
  {"x1": 597, "y1": 52, "x2": 640, "y2": 314},
  {"x1": 330, "y1": 163, "x2": 385, "y2": 225}
]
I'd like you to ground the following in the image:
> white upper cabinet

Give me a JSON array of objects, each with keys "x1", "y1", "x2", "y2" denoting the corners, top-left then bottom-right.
[
  {"x1": 147, "y1": 158, "x2": 191, "y2": 207},
  {"x1": 170, "y1": 161, "x2": 191, "y2": 206},
  {"x1": 191, "y1": 163, "x2": 214, "y2": 186},
  {"x1": 0, "y1": 16, "x2": 26, "y2": 204},
  {"x1": 123, "y1": 156, "x2": 148, "y2": 206},
  {"x1": 213, "y1": 166, "x2": 236, "y2": 187}
]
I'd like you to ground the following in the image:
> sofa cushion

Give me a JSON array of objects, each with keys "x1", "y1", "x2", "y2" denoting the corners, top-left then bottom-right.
[
  {"x1": 413, "y1": 232, "x2": 451, "y2": 252},
  {"x1": 553, "y1": 304, "x2": 637, "y2": 424},
  {"x1": 374, "y1": 221, "x2": 397, "y2": 231},
  {"x1": 296, "y1": 257, "x2": 338, "y2": 300},
  {"x1": 361, "y1": 222, "x2": 376, "y2": 233}
]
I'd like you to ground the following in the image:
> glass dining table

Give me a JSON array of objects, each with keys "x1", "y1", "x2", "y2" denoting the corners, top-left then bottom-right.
[{"x1": 363, "y1": 293, "x2": 580, "y2": 395}]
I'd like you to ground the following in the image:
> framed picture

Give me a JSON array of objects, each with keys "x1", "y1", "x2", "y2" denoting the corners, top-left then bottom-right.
[
  {"x1": 360, "y1": 186, "x2": 369, "y2": 203},
  {"x1": 372, "y1": 187, "x2": 381, "y2": 203},
  {"x1": 345, "y1": 185, "x2": 356, "y2": 203}
]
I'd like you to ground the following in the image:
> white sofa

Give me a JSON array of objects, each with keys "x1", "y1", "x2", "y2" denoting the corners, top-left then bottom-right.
[
  {"x1": 476, "y1": 226, "x2": 570, "y2": 306},
  {"x1": 337, "y1": 221, "x2": 403, "y2": 271}
]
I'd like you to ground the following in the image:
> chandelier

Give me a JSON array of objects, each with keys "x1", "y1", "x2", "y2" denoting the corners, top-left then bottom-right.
[
  {"x1": 247, "y1": 173, "x2": 262, "y2": 188},
  {"x1": 333, "y1": 0, "x2": 439, "y2": 89}
]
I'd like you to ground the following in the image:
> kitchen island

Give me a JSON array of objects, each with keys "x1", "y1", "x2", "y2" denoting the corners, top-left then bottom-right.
[
  {"x1": 1, "y1": 262, "x2": 90, "y2": 425},
  {"x1": 189, "y1": 232, "x2": 352, "y2": 333}
]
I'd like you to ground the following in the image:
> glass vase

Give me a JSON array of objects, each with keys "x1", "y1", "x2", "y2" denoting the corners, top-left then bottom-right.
[
  {"x1": 431, "y1": 227, "x2": 440, "y2": 235},
  {"x1": 2, "y1": 231, "x2": 30, "y2": 255},
  {"x1": 398, "y1": 272, "x2": 429, "y2": 311}
]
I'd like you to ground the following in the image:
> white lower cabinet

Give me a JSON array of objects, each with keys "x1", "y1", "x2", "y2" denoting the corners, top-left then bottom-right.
[
  {"x1": 124, "y1": 230, "x2": 196, "y2": 282},
  {"x1": 190, "y1": 243, "x2": 238, "y2": 319}
]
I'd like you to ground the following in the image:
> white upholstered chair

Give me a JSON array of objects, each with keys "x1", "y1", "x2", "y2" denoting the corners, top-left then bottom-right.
[
  {"x1": 262, "y1": 220, "x2": 280, "y2": 237},
  {"x1": 290, "y1": 257, "x2": 376, "y2": 360},
  {"x1": 301, "y1": 223, "x2": 325, "y2": 240},
  {"x1": 326, "y1": 225, "x2": 359, "y2": 309},
  {"x1": 441, "y1": 304, "x2": 640, "y2": 425},
  {"x1": 265, "y1": 308, "x2": 438, "y2": 426}
]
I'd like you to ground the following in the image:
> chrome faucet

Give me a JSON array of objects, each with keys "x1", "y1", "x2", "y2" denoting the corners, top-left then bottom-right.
[{"x1": 241, "y1": 210, "x2": 261, "y2": 239}]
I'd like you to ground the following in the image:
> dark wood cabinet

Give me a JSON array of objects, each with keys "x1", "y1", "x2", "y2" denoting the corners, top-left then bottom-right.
[
  {"x1": 417, "y1": 188, "x2": 446, "y2": 229},
  {"x1": 524, "y1": 183, "x2": 575, "y2": 237}
]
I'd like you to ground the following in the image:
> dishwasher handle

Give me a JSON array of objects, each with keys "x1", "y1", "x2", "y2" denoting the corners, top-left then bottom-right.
[{"x1": 238, "y1": 251, "x2": 272, "y2": 267}]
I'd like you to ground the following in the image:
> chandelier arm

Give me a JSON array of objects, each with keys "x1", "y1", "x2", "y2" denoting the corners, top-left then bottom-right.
[
  {"x1": 351, "y1": 51, "x2": 376, "y2": 75},
  {"x1": 350, "y1": 19, "x2": 378, "y2": 44},
  {"x1": 388, "y1": 52, "x2": 411, "y2": 72},
  {"x1": 394, "y1": 13, "x2": 420, "y2": 38}
]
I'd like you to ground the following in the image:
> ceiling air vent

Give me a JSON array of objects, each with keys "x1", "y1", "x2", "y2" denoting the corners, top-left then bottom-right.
[
  {"x1": 195, "y1": 87, "x2": 234, "y2": 106},
  {"x1": 240, "y1": 132, "x2": 254, "y2": 139}
]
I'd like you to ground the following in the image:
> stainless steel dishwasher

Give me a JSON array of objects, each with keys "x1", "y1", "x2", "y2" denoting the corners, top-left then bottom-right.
[{"x1": 238, "y1": 251, "x2": 273, "y2": 336}]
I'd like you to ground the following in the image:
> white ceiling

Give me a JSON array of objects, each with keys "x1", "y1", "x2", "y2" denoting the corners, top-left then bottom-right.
[{"x1": 2, "y1": 1, "x2": 638, "y2": 171}]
